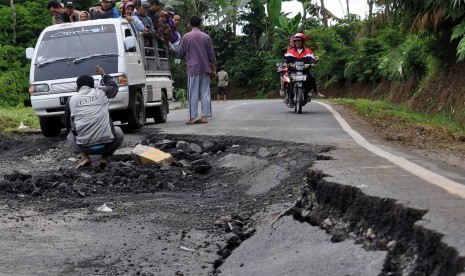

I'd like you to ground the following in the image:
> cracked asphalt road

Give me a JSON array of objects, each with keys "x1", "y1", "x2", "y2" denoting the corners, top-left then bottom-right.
[{"x1": 1, "y1": 100, "x2": 465, "y2": 275}]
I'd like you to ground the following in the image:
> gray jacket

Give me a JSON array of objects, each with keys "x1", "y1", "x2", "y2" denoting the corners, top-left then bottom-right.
[
  {"x1": 65, "y1": 75, "x2": 118, "y2": 146},
  {"x1": 133, "y1": 11, "x2": 155, "y2": 47}
]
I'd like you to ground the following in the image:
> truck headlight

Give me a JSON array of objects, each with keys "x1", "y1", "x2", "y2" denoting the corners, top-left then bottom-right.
[
  {"x1": 100, "y1": 74, "x2": 127, "y2": 86},
  {"x1": 118, "y1": 75, "x2": 127, "y2": 85},
  {"x1": 29, "y1": 84, "x2": 50, "y2": 93}
]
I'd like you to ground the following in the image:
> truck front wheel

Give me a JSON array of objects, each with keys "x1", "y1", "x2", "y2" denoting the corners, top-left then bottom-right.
[
  {"x1": 127, "y1": 92, "x2": 145, "y2": 129},
  {"x1": 39, "y1": 117, "x2": 62, "y2": 137},
  {"x1": 153, "y1": 92, "x2": 168, "y2": 123}
]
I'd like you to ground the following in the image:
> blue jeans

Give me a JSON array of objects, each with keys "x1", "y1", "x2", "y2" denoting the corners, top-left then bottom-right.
[
  {"x1": 187, "y1": 73, "x2": 212, "y2": 119},
  {"x1": 67, "y1": 126, "x2": 123, "y2": 157}
]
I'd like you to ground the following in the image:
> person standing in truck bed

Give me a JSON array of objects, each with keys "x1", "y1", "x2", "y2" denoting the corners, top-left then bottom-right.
[
  {"x1": 92, "y1": 0, "x2": 119, "y2": 19},
  {"x1": 63, "y1": 0, "x2": 80, "y2": 22},
  {"x1": 147, "y1": 0, "x2": 163, "y2": 32},
  {"x1": 46, "y1": 0, "x2": 65, "y2": 24},
  {"x1": 133, "y1": 0, "x2": 156, "y2": 48},
  {"x1": 121, "y1": 1, "x2": 144, "y2": 34}
]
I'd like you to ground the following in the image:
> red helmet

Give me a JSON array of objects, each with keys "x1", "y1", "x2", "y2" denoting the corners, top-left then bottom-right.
[{"x1": 293, "y1": 33, "x2": 306, "y2": 44}]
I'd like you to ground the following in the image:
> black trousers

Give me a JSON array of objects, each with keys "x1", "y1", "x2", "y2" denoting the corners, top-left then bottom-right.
[{"x1": 306, "y1": 74, "x2": 317, "y2": 94}]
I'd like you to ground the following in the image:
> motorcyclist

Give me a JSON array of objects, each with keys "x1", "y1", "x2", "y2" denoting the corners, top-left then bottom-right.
[{"x1": 283, "y1": 33, "x2": 325, "y2": 102}]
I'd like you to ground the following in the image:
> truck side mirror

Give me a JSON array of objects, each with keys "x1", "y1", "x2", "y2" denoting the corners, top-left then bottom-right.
[
  {"x1": 26, "y1": 47, "x2": 34, "y2": 59},
  {"x1": 124, "y1": 36, "x2": 137, "y2": 51}
]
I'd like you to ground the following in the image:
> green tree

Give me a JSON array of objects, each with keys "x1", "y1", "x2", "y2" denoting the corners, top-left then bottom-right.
[
  {"x1": 310, "y1": 17, "x2": 361, "y2": 86},
  {"x1": 375, "y1": 0, "x2": 465, "y2": 60},
  {"x1": 0, "y1": 45, "x2": 29, "y2": 107},
  {"x1": 0, "y1": 0, "x2": 52, "y2": 107},
  {"x1": 0, "y1": 0, "x2": 51, "y2": 47},
  {"x1": 239, "y1": 0, "x2": 267, "y2": 50}
]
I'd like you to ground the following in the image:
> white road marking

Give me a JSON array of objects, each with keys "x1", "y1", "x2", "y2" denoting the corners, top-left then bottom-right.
[
  {"x1": 316, "y1": 101, "x2": 465, "y2": 198},
  {"x1": 226, "y1": 103, "x2": 248, "y2": 109}
]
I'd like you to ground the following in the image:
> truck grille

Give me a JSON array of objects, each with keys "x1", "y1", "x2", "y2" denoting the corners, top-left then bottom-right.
[
  {"x1": 51, "y1": 80, "x2": 98, "y2": 93},
  {"x1": 51, "y1": 82, "x2": 76, "y2": 93},
  {"x1": 147, "y1": 85, "x2": 153, "y2": 102}
]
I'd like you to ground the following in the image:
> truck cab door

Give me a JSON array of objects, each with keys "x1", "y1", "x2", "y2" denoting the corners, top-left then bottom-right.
[{"x1": 122, "y1": 26, "x2": 145, "y2": 86}]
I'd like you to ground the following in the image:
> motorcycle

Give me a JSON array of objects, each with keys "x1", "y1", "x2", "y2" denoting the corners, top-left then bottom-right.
[
  {"x1": 278, "y1": 60, "x2": 318, "y2": 114},
  {"x1": 290, "y1": 61, "x2": 311, "y2": 114},
  {"x1": 286, "y1": 61, "x2": 311, "y2": 114}
]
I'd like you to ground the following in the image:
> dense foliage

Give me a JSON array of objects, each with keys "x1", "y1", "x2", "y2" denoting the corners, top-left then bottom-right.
[{"x1": 0, "y1": 0, "x2": 51, "y2": 107}]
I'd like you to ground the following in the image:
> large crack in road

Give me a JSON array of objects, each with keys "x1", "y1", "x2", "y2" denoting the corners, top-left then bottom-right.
[{"x1": 0, "y1": 131, "x2": 463, "y2": 275}]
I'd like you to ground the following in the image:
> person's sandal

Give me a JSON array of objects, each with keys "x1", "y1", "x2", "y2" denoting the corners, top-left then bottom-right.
[
  {"x1": 195, "y1": 120, "x2": 208, "y2": 124},
  {"x1": 99, "y1": 156, "x2": 111, "y2": 169},
  {"x1": 76, "y1": 158, "x2": 91, "y2": 170}
]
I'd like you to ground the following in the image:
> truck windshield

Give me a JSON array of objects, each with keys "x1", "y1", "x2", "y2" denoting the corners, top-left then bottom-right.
[{"x1": 33, "y1": 24, "x2": 119, "y2": 82}]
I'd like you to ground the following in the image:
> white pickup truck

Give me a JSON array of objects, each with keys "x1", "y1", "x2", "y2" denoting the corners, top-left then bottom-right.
[{"x1": 26, "y1": 19, "x2": 173, "y2": 137}]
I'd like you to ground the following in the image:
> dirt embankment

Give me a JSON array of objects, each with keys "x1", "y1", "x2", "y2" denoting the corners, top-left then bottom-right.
[
  {"x1": 319, "y1": 63, "x2": 465, "y2": 172},
  {"x1": 321, "y1": 62, "x2": 465, "y2": 128}
]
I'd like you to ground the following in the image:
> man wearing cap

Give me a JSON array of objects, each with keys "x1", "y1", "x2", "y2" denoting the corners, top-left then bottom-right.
[
  {"x1": 92, "y1": 0, "x2": 119, "y2": 19},
  {"x1": 134, "y1": 0, "x2": 156, "y2": 48},
  {"x1": 147, "y1": 0, "x2": 163, "y2": 31},
  {"x1": 63, "y1": 0, "x2": 80, "y2": 22}
]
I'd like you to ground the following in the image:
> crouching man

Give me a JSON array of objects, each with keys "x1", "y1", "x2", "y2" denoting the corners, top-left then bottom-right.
[{"x1": 65, "y1": 65, "x2": 124, "y2": 169}]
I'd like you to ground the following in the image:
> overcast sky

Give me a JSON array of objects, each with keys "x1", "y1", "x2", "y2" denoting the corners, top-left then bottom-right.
[{"x1": 282, "y1": 0, "x2": 370, "y2": 20}]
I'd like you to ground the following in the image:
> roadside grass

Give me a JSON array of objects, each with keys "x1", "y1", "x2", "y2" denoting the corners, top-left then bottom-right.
[
  {"x1": 0, "y1": 107, "x2": 40, "y2": 134},
  {"x1": 332, "y1": 98, "x2": 465, "y2": 141},
  {"x1": 173, "y1": 88, "x2": 188, "y2": 109}
]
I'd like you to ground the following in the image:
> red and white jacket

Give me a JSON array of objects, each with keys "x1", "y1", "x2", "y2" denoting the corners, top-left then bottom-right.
[{"x1": 284, "y1": 47, "x2": 316, "y2": 65}]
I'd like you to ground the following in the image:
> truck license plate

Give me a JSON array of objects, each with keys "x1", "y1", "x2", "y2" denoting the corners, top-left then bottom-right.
[{"x1": 59, "y1": 96, "x2": 70, "y2": 105}]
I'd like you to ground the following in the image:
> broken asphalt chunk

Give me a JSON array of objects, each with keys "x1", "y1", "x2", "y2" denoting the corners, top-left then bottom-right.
[
  {"x1": 190, "y1": 159, "x2": 212, "y2": 174},
  {"x1": 131, "y1": 144, "x2": 174, "y2": 166}
]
